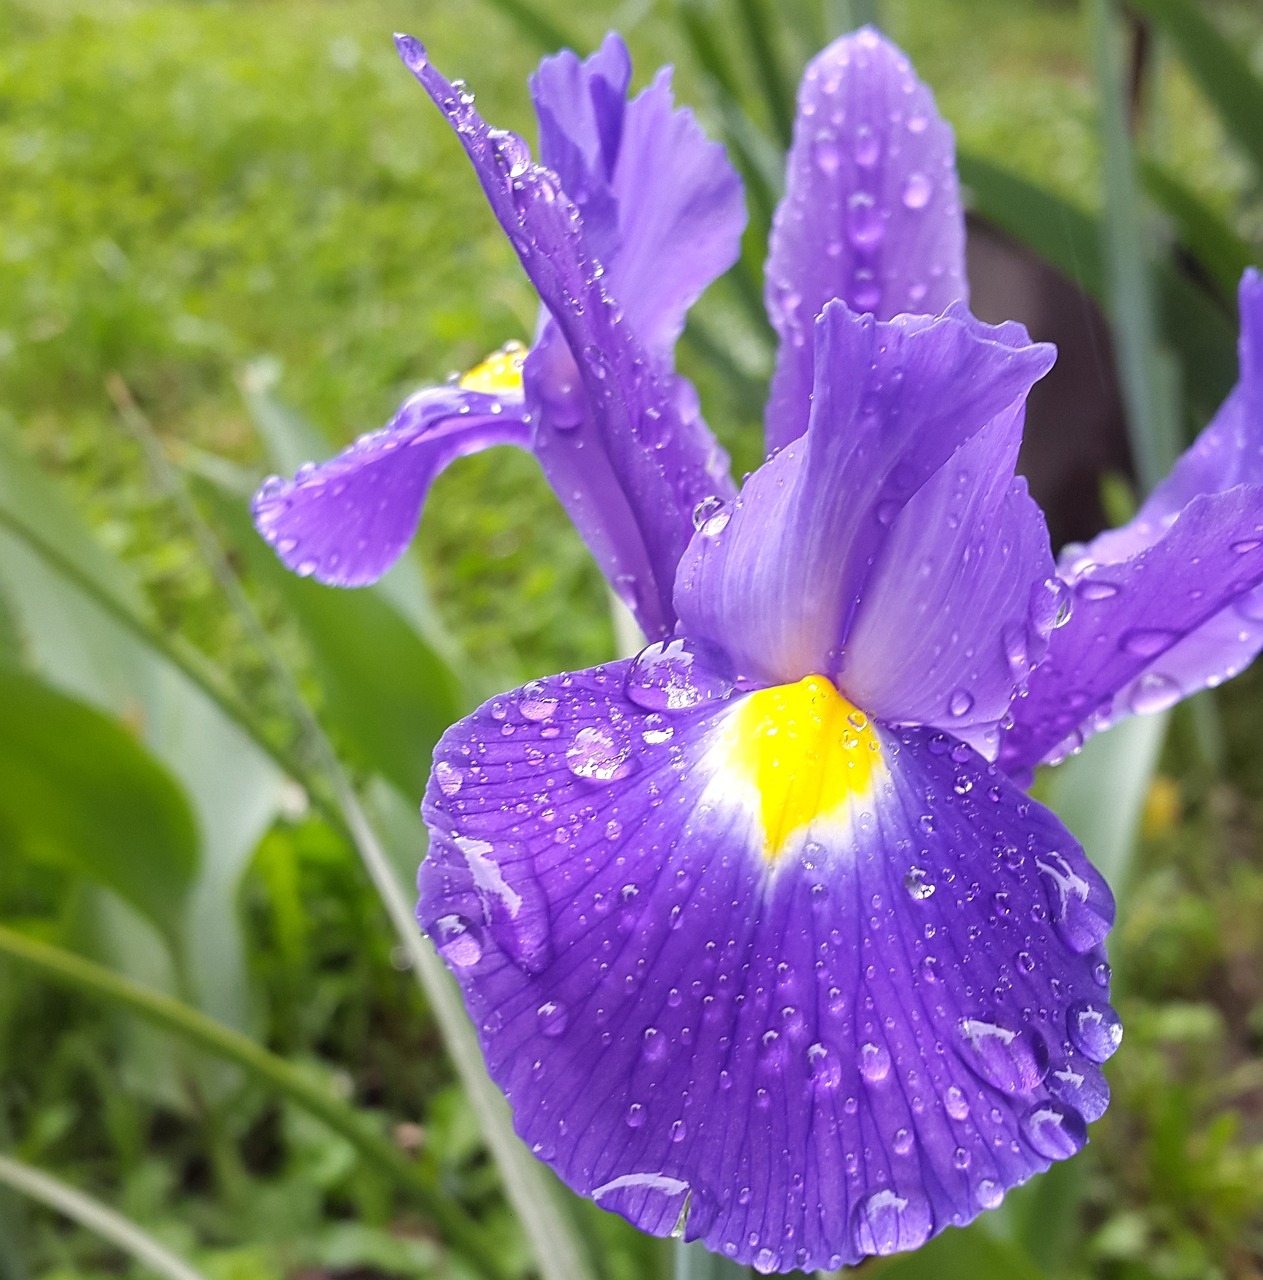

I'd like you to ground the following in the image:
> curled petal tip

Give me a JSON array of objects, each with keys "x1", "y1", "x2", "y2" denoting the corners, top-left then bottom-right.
[{"x1": 394, "y1": 33, "x2": 427, "y2": 70}]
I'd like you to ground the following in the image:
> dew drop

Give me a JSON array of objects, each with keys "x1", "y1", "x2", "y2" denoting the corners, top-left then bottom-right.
[
  {"x1": 948, "y1": 688, "x2": 974, "y2": 718},
  {"x1": 1067, "y1": 999, "x2": 1123, "y2": 1062},
  {"x1": 692, "y1": 495, "x2": 726, "y2": 531},
  {"x1": 807, "y1": 1042, "x2": 842, "y2": 1089},
  {"x1": 957, "y1": 1018, "x2": 1049, "y2": 1093},
  {"x1": 1076, "y1": 578, "x2": 1120, "y2": 601},
  {"x1": 1021, "y1": 1099, "x2": 1087, "y2": 1160},
  {"x1": 431, "y1": 913, "x2": 483, "y2": 967},
  {"x1": 518, "y1": 680, "x2": 559, "y2": 721},
  {"x1": 1127, "y1": 672, "x2": 1181, "y2": 715},
  {"x1": 944, "y1": 1085, "x2": 969, "y2": 1120},
  {"x1": 626, "y1": 1102, "x2": 645, "y2": 1128},
  {"x1": 434, "y1": 760, "x2": 463, "y2": 796},
  {"x1": 903, "y1": 866, "x2": 936, "y2": 901},
  {"x1": 537, "y1": 1000, "x2": 569, "y2": 1037},
  {"x1": 565, "y1": 725, "x2": 634, "y2": 781},
  {"x1": 858, "y1": 1040, "x2": 892, "y2": 1082},
  {"x1": 1120, "y1": 626, "x2": 1178, "y2": 658},
  {"x1": 902, "y1": 171, "x2": 933, "y2": 209},
  {"x1": 851, "y1": 1188, "x2": 933, "y2": 1256},
  {"x1": 975, "y1": 1178, "x2": 1004, "y2": 1210},
  {"x1": 624, "y1": 638, "x2": 735, "y2": 712}
]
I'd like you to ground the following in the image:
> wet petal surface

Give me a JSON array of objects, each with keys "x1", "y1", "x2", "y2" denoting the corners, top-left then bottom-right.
[
  {"x1": 765, "y1": 28, "x2": 968, "y2": 453},
  {"x1": 399, "y1": 36, "x2": 735, "y2": 638},
  {"x1": 1001, "y1": 486, "x2": 1263, "y2": 771},
  {"x1": 419, "y1": 660, "x2": 1115, "y2": 1272},
  {"x1": 674, "y1": 302, "x2": 1054, "y2": 688},
  {"x1": 252, "y1": 386, "x2": 529, "y2": 587}
]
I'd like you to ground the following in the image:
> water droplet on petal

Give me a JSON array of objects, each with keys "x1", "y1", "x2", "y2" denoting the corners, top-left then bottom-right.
[
  {"x1": 1127, "y1": 672, "x2": 1181, "y2": 715},
  {"x1": 537, "y1": 1000, "x2": 569, "y2": 1037},
  {"x1": 948, "y1": 689, "x2": 974, "y2": 718},
  {"x1": 851, "y1": 1189, "x2": 933, "y2": 1256},
  {"x1": 1067, "y1": 999, "x2": 1123, "y2": 1062},
  {"x1": 1076, "y1": 578, "x2": 1120, "y2": 601},
  {"x1": 957, "y1": 1018, "x2": 1049, "y2": 1093},
  {"x1": 975, "y1": 1178, "x2": 1004, "y2": 1210},
  {"x1": 432, "y1": 913, "x2": 483, "y2": 967},
  {"x1": 858, "y1": 1040, "x2": 892, "y2": 1082},
  {"x1": 692, "y1": 495, "x2": 726, "y2": 531},
  {"x1": 903, "y1": 866, "x2": 936, "y2": 901},
  {"x1": 625, "y1": 1102, "x2": 645, "y2": 1128},
  {"x1": 1036, "y1": 850, "x2": 1113, "y2": 953},
  {"x1": 565, "y1": 725, "x2": 634, "y2": 781},
  {"x1": 944, "y1": 1085, "x2": 970, "y2": 1120},
  {"x1": 1021, "y1": 1099, "x2": 1087, "y2": 1160},
  {"x1": 807, "y1": 1042, "x2": 842, "y2": 1089},
  {"x1": 435, "y1": 761, "x2": 463, "y2": 796},
  {"x1": 518, "y1": 680, "x2": 559, "y2": 721},
  {"x1": 902, "y1": 172, "x2": 933, "y2": 208},
  {"x1": 624, "y1": 638, "x2": 735, "y2": 712},
  {"x1": 1121, "y1": 627, "x2": 1178, "y2": 658}
]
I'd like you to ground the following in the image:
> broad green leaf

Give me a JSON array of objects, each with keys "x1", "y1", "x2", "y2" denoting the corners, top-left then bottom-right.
[
  {"x1": 1140, "y1": 160, "x2": 1259, "y2": 301},
  {"x1": 201, "y1": 477, "x2": 464, "y2": 802},
  {"x1": 0, "y1": 431, "x2": 288, "y2": 1097},
  {"x1": 1127, "y1": 0, "x2": 1263, "y2": 179},
  {"x1": 0, "y1": 668, "x2": 199, "y2": 947},
  {"x1": 1042, "y1": 709, "x2": 1169, "y2": 897},
  {"x1": 1091, "y1": 0, "x2": 1179, "y2": 492}
]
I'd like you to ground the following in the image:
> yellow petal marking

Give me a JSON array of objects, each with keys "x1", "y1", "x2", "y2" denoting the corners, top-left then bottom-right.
[
  {"x1": 458, "y1": 339, "x2": 527, "y2": 395},
  {"x1": 718, "y1": 675, "x2": 884, "y2": 860}
]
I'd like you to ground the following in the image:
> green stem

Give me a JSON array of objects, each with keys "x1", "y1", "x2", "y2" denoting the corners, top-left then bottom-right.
[
  {"x1": 113, "y1": 387, "x2": 597, "y2": 1280},
  {"x1": 0, "y1": 1153, "x2": 209, "y2": 1280},
  {"x1": 0, "y1": 926, "x2": 505, "y2": 1280}
]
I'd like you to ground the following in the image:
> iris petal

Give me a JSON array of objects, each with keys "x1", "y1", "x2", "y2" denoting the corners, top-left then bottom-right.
[
  {"x1": 1002, "y1": 271, "x2": 1263, "y2": 771},
  {"x1": 397, "y1": 35, "x2": 736, "y2": 639},
  {"x1": 765, "y1": 27, "x2": 968, "y2": 454},
  {"x1": 674, "y1": 301, "x2": 1054, "y2": 688},
  {"x1": 252, "y1": 386, "x2": 529, "y2": 587},
  {"x1": 1000, "y1": 485, "x2": 1263, "y2": 772},
  {"x1": 419, "y1": 660, "x2": 1115, "y2": 1272}
]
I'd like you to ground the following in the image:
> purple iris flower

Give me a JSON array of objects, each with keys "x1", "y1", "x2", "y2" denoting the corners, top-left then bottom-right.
[{"x1": 253, "y1": 27, "x2": 1263, "y2": 1273}]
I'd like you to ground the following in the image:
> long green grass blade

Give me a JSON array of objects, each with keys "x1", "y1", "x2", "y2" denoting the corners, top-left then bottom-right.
[
  {"x1": 1140, "y1": 159, "x2": 1259, "y2": 299},
  {"x1": 734, "y1": 0, "x2": 795, "y2": 149},
  {"x1": 0, "y1": 925, "x2": 506, "y2": 1277},
  {"x1": 0, "y1": 1154, "x2": 207, "y2": 1280},
  {"x1": 1127, "y1": 0, "x2": 1263, "y2": 178},
  {"x1": 1090, "y1": 0, "x2": 1179, "y2": 492},
  {"x1": 122, "y1": 386, "x2": 599, "y2": 1280}
]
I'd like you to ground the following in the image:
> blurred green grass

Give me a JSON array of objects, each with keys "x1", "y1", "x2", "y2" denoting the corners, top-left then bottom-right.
[{"x1": 0, "y1": 0, "x2": 1261, "y2": 1277}]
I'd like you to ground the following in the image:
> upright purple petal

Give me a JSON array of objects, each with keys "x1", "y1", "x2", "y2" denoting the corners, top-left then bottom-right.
[
  {"x1": 765, "y1": 28, "x2": 968, "y2": 453},
  {"x1": 674, "y1": 301, "x2": 1054, "y2": 690},
  {"x1": 1001, "y1": 271, "x2": 1263, "y2": 772},
  {"x1": 841, "y1": 414, "x2": 1057, "y2": 754},
  {"x1": 419, "y1": 662, "x2": 1114, "y2": 1271},
  {"x1": 397, "y1": 36, "x2": 736, "y2": 638},
  {"x1": 252, "y1": 386, "x2": 530, "y2": 586},
  {"x1": 532, "y1": 36, "x2": 746, "y2": 363}
]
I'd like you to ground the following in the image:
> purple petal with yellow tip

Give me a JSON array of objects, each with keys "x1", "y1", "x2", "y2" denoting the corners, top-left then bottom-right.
[
  {"x1": 418, "y1": 657, "x2": 1115, "y2": 1272},
  {"x1": 674, "y1": 301, "x2": 1054, "y2": 690},
  {"x1": 397, "y1": 35, "x2": 735, "y2": 638},
  {"x1": 252, "y1": 385, "x2": 530, "y2": 587},
  {"x1": 765, "y1": 27, "x2": 968, "y2": 453}
]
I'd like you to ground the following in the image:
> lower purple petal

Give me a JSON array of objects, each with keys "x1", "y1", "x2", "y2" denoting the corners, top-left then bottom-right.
[
  {"x1": 419, "y1": 660, "x2": 1115, "y2": 1272},
  {"x1": 252, "y1": 386, "x2": 529, "y2": 587}
]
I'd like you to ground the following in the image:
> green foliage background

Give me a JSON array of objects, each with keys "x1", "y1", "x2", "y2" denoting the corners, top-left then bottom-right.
[{"x1": 0, "y1": 0, "x2": 1261, "y2": 1277}]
